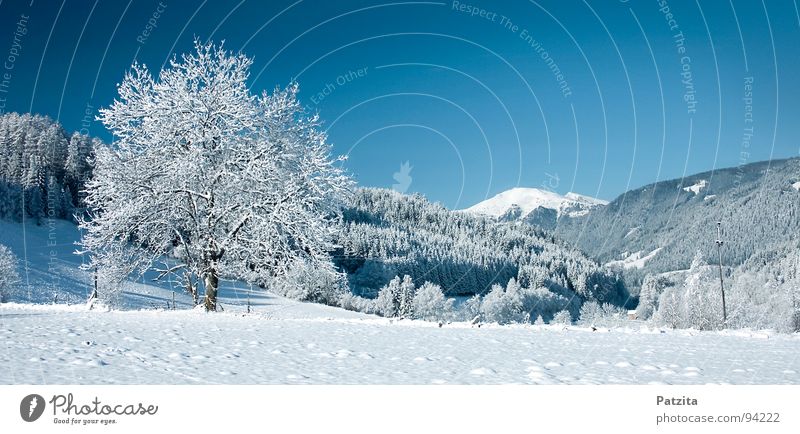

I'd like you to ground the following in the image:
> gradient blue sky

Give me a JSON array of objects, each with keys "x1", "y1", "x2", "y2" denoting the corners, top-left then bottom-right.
[{"x1": 0, "y1": 0, "x2": 798, "y2": 207}]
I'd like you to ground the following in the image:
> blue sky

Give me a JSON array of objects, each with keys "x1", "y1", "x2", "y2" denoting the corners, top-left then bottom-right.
[{"x1": 0, "y1": 0, "x2": 798, "y2": 208}]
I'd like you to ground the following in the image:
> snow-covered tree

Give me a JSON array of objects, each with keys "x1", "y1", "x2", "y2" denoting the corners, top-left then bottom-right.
[
  {"x1": 270, "y1": 258, "x2": 347, "y2": 306},
  {"x1": 480, "y1": 278, "x2": 524, "y2": 324},
  {"x1": 64, "y1": 133, "x2": 94, "y2": 197},
  {"x1": 790, "y1": 286, "x2": 800, "y2": 333},
  {"x1": 636, "y1": 274, "x2": 673, "y2": 320},
  {"x1": 551, "y1": 310, "x2": 572, "y2": 325},
  {"x1": 578, "y1": 301, "x2": 602, "y2": 326},
  {"x1": 412, "y1": 281, "x2": 453, "y2": 321},
  {"x1": 375, "y1": 276, "x2": 401, "y2": 318},
  {"x1": 80, "y1": 40, "x2": 352, "y2": 311},
  {"x1": 339, "y1": 292, "x2": 377, "y2": 315},
  {"x1": 654, "y1": 287, "x2": 682, "y2": 329},
  {"x1": 519, "y1": 285, "x2": 573, "y2": 323},
  {"x1": 647, "y1": 251, "x2": 728, "y2": 330},
  {"x1": 374, "y1": 275, "x2": 418, "y2": 318},
  {"x1": 725, "y1": 244, "x2": 800, "y2": 332},
  {"x1": 0, "y1": 112, "x2": 97, "y2": 222},
  {"x1": 0, "y1": 244, "x2": 20, "y2": 302},
  {"x1": 397, "y1": 275, "x2": 416, "y2": 318},
  {"x1": 683, "y1": 251, "x2": 723, "y2": 330},
  {"x1": 459, "y1": 294, "x2": 483, "y2": 322},
  {"x1": 480, "y1": 284, "x2": 506, "y2": 323},
  {"x1": 579, "y1": 301, "x2": 626, "y2": 327}
]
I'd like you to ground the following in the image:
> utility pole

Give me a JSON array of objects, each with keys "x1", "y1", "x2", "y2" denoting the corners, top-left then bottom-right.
[{"x1": 715, "y1": 221, "x2": 727, "y2": 327}]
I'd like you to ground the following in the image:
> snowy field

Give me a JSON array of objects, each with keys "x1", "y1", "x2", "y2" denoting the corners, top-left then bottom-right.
[
  {"x1": 2, "y1": 299, "x2": 799, "y2": 385},
  {"x1": 1, "y1": 220, "x2": 799, "y2": 385}
]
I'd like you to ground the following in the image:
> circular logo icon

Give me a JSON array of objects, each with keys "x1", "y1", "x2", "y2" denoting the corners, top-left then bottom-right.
[{"x1": 20, "y1": 394, "x2": 45, "y2": 422}]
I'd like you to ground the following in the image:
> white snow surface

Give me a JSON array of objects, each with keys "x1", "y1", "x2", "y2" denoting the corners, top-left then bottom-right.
[
  {"x1": 463, "y1": 187, "x2": 607, "y2": 219},
  {"x1": 624, "y1": 227, "x2": 640, "y2": 239},
  {"x1": 792, "y1": 181, "x2": 800, "y2": 191},
  {"x1": 682, "y1": 179, "x2": 708, "y2": 195},
  {"x1": 606, "y1": 248, "x2": 663, "y2": 270},
  {"x1": 563, "y1": 191, "x2": 608, "y2": 206},
  {"x1": 2, "y1": 302, "x2": 799, "y2": 385}
]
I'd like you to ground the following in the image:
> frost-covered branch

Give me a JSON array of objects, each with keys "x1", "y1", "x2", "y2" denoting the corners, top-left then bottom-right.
[{"x1": 80, "y1": 40, "x2": 353, "y2": 311}]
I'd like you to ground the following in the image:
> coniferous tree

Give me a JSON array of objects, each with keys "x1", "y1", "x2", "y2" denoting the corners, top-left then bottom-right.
[
  {"x1": 0, "y1": 112, "x2": 98, "y2": 221},
  {"x1": 397, "y1": 275, "x2": 416, "y2": 318},
  {"x1": 0, "y1": 244, "x2": 20, "y2": 302}
]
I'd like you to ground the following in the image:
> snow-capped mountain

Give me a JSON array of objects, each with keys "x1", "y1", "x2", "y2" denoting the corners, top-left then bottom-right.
[{"x1": 462, "y1": 187, "x2": 607, "y2": 229}]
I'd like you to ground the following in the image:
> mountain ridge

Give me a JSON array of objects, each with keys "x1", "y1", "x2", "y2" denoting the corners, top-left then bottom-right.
[
  {"x1": 461, "y1": 187, "x2": 608, "y2": 230},
  {"x1": 553, "y1": 156, "x2": 800, "y2": 289}
]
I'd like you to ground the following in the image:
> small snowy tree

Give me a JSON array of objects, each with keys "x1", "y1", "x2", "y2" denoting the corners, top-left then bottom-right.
[
  {"x1": 480, "y1": 284, "x2": 505, "y2": 324},
  {"x1": 504, "y1": 277, "x2": 525, "y2": 322},
  {"x1": 397, "y1": 275, "x2": 416, "y2": 318},
  {"x1": 0, "y1": 244, "x2": 20, "y2": 302},
  {"x1": 551, "y1": 310, "x2": 572, "y2": 326},
  {"x1": 339, "y1": 292, "x2": 377, "y2": 314},
  {"x1": 460, "y1": 294, "x2": 483, "y2": 322},
  {"x1": 520, "y1": 285, "x2": 570, "y2": 323},
  {"x1": 80, "y1": 40, "x2": 352, "y2": 311},
  {"x1": 636, "y1": 274, "x2": 672, "y2": 320},
  {"x1": 790, "y1": 285, "x2": 800, "y2": 333},
  {"x1": 480, "y1": 279, "x2": 524, "y2": 324},
  {"x1": 375, "y1": 276, "x2": 402, "y2": 317},
  {"x1": 578, "y1": 301, "x2": 602, "y2": 326},
  {"x1": 654, "y1": 287, "x2": 682, "y2": 329},
  {"x1": 411, "y1": 281, "x2": 453, "y2": 321},
  {"x1": 270, "y1": 259, "x2": 347, "y2": 306}
]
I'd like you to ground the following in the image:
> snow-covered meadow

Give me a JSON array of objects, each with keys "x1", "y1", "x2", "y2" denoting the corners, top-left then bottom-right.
[{"x1": 3, "y1": 300, "x2": 799, "y2": 385}]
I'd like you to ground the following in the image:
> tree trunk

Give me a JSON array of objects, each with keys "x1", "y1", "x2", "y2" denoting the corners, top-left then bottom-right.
[
  {"x1": 185, "y1": 271, "x2": 198, "y2": 306},
  {"x1": 203, "y1": 268, "x2": 219, "y2": 312}
]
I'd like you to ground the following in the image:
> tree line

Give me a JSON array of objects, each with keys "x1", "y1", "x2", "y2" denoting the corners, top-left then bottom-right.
[{"x1": 0, "y1": 112, "x2": 96, "y2": 222}]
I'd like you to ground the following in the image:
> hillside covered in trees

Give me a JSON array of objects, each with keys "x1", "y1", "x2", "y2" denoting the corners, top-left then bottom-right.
[
  {"x1": 548, "y1": 158, "x2": 800, "y2": 332},
  {"x1": 335, "y1": 188, "x2": 629, "y2": 308},
  {"x1": 554, "y1": 157, "x2": 800, "y2": 289},
  {"x1": 0, "y1": 113, "x2": 98, "y2": 222}
]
